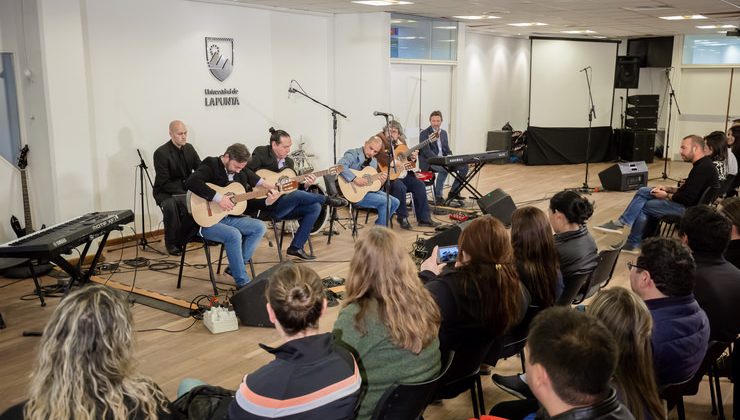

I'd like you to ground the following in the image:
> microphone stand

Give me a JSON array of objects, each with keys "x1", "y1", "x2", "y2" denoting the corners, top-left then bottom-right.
[
  {"x1": 380, "y1": 114, "x2": 394, "y2": 227},
  {"x1": 650, "y1": 69, "x2": 681, "y2": 182},
  {"x1": 289, "y1": 84, "x2": 347, "y2": 164},
  {"x1": 123, "y1": 150, "x2": 164, "y2": 254},
  {"x1": 567, "y1": 67, "x2": 596, "y2": 194}
]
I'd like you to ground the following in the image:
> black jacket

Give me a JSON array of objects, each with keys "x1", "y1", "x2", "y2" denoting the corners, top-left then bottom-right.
[
  {"x1": 693, "y1": 251, "x2": 740, "y2": 342},
  {"x1": 247, "y1": 145, "x2": 295, "y2": 173},
  {"x1": 185, "y1": 156, "x2": 260, "y2": 201},
  {"x1": 724, "y1": 239, "x2": 740, "y2": 269},
  {"x1": 153, "y1": 140, "x2": 201, "y2": 205},
  {"x1": 538, "y1": 389, "x2": 635, "y2": 420},
  {"x1": 554, "y1": 226, "x2": 599, "y2": 280},
  {"x1": 671, "y1": 156, "x2": 719, "y2": 206}
]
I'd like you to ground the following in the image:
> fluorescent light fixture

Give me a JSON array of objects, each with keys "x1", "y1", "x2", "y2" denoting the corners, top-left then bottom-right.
[
  {"x1": 592, "y1": 35, "x2": 607, "y2": 39},
  {"x1": 394, "y1": 36, "x2": 426, "y2": 40},
  {"x1": 434, "y1": 26, "x2": 458, "y2": 29},
  {"x1": 352, "y1": 0, "x2": 412, "y2": 6},
  {"x1": 437, "y1": 39, "x2": 456, "y2": 42},
  {"x1": 508, "y1": 22, "x2": 548, "y2": 27},
  {"x1": 453, "y1": 15, "x2": 500, "y2": 20},
  {"x1": 696, "y1": 24, "x2": 737, "y2": 29},
  {"x1": 659, "y1": 15, "x2": 706, "y2": 20},
  {"x1": 391, "y1": 19, "x2": 417, "y2": 24},
  {"x1": 561, "y1": 30, "x2": 597, "y2": 34}
]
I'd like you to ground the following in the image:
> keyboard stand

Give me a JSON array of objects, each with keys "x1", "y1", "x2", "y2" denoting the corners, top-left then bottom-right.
[{"x1": 442, "y1": 161, "x2": 487, "y2": 205}]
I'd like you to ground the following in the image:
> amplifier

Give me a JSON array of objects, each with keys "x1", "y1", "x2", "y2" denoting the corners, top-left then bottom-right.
[{"x1": 599, "y1": 161, "x2": 649, "y2": 191}]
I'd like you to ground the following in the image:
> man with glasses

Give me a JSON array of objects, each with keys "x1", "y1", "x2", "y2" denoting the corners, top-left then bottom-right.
[{"x1": 628, "y1": 237, "x2": 710, "y2": 387}]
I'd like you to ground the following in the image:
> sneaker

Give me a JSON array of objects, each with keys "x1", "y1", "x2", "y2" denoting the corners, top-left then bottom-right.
[
  {"x1": 492, "y1": 374, "x2": 534, "y2": 400},
  {"x1": 594, "y1": 220, "x2": 624, "y2": 235},
  {"x1": 620, "y1": 243, "x2": 640, "y2": 255}
]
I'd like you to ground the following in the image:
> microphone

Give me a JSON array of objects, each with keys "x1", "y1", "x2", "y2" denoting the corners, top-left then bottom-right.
[
  {"x1": 288, "y1": 86, "x2": 297, "y2": 94},
  {"x1": 579, "y1": 66, "x2": 591, "y2": 72},
  {"x1": 373, "y1": 111, "x2": 391, "y2": 117}
]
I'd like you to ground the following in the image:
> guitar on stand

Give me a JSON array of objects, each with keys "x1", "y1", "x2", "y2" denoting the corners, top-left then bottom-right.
[
  {"x1": 378, "y1": 132, "x2": 439, "y2": 180},
  {"x1": 3, "y1": 145, "x2": 53, "y2": 279}
]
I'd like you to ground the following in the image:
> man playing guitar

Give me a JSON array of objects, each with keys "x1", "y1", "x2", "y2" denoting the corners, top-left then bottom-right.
[{"x1": 247, "y1": 128, "x2": 347, "y2": 260}]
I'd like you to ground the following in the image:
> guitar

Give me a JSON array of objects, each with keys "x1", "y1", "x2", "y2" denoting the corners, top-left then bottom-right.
[
  {"x1": 187, "y1": 181, "x2": 298, "y2": 227},
  {"x1": 337, "y1": 167, "x2": 386, "y2": 203},
  {"x1": 254, "y1": 165, "x2": 344, "y2": 198},
  {"x1": 379, "y1": 132, "x2": 439, "y2": 181},
  {"x1": 10, "y1": 145, "x2": 45, "y2": 237}
]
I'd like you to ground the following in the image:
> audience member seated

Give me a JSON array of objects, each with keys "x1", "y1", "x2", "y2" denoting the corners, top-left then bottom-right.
[
  {"x1": 628, "y1": 237, "x2": 710, "y2": 386},
  {"x1": 678, "y1": 205, "x2": 740, "y2": 343},
  {"x1": 419, "y1": 215, "x2": 524, "y2": 354},
  {"x1": 492, "y1": 307, "x2": 634, "y2": 420},
  {"x1": 705, "y1": 130, "x2": 731, "y2": 182},
  {"x1": 333, "y1": 227, "x2": 441, "y2": 420},
  {"x1": 596, "y1": 134, "x2": 719, "y2": 253},
  {"x1": 725, "y1": 125, "x2": 740, "y2": 197},
  {"x1": 719, "y1": 197, "x2": 740, "y2": 268},
  {"x1": 548, "y1": 191, "x2": 598, "y2": 286},
  {"x1": 590, "y1": 288, "x2": 664, "y2": 420},
  {"x1": 228, "y1": 264, "x2": 361, "y2": 419},
  {"x1": 0, "y1": 285, "x2": 176, "y2": 420}
]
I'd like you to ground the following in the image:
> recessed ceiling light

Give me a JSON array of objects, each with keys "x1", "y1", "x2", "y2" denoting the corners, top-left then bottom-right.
[
  {"x1": 394, "y1": 36, "x2": 426, "y2": 40},
  {"x1": 391, "y1": 19, "x2": 416, "y2": 24},
  {"x1": 561, "y1": 30, "x2": 597, "y2": 34},
  {"x1": 659, "y1": 15, "x2": 707, "y2": 20},
  {"x1": 352, "y1": 0, "x2": 412, "y2": 6},
  {"x1": 696, "y1": 24, "x2": 737, "y2": 29},
  {"x1": 437, "y1": 39, "x2": 456, "y2": 42},
  {"x1": 508, "y1": 22, "x2": 548, "y2": 27},
  {"x1": 434, "y1": 26, "x2": 458, "y2": 29},
  {"x1": 453, "y1": 15, "x2": 500, "y2": 20}
]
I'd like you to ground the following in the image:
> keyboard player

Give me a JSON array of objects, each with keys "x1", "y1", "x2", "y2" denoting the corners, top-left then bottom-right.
[{"x1": 418, "y1": 110, "x2": 468, "y2": 206}]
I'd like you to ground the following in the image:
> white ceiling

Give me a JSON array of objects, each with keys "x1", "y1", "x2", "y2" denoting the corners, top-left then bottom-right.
[{"x1": 209, "y1": 0, "x2": 740, "y2": 38}]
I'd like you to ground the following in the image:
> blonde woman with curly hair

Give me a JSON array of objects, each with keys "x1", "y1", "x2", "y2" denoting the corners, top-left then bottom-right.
[
  {"x1": 0, "y1": 284, "x2": 174, "y2": 420},
  {"x1": 333, "y1": 226, "x2": 441, "y2": 419}
]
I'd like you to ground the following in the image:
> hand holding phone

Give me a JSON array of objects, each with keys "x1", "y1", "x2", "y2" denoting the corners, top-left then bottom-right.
[{"x1": 437, "y1": 245, "x2": 459, "y2": 264}]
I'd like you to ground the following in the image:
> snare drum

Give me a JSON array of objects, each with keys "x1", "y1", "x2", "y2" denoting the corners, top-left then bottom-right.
[{"x1": 307, "y1": 184, "x2": 329, "y2": 235}]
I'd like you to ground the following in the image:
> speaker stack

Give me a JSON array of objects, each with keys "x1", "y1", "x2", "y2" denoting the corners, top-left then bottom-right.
[{"x1": 620, "y1": 94, "x2": 658, "y2": 163}]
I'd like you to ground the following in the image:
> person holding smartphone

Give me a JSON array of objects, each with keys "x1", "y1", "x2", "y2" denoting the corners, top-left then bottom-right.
[{"x1": 418, "y1": 215, "x2": 526, "y2": 354}]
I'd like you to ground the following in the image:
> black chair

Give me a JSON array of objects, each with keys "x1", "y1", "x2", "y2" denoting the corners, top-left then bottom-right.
[
  {"x1": 648, "y1": 184, "x2": 721, "y2": 239},
  {"x1": 370, "y1": 351, "x2": 455, "y2": 420},
  {"x1": 659, "y1": 340, "x2": 731, "y2": 420},
  {"x1": 555, "y1": 272, "x2": 591, "y2": 306},
  {"x1": 434, "y1": 335, "x2": 497, "y2": 418},
  {"x1": 176, "y1": 235, "x2": 255, "y2": 295},
  {"x1": 719, "y1": 174, "x2": 736, "y2": 198},
  {"x1": 571, "y1": 248, "x2": 621, "y2": 304},
  {"x1": 255, "y1": 210, "x2": 314, "y2": 262}
]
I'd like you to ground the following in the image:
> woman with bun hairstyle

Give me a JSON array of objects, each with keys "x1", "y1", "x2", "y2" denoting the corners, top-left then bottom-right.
[
  {"x1": 228, "y1": 264, "x2": 361, "y2": 419},
  {"x1": 548, "y1": 190, "x2": 598, "y2": 286}
]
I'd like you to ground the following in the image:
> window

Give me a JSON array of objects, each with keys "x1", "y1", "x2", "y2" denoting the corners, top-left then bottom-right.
[
  {"x1": 390, "y1": 14, "x2": 458, "y2": 61},
  {"x1": 683, "y1": 34, "x2": 740, "y2": 65},
  {"x1": 0, "y1": 53, "x2": 22, "y2": 166}
]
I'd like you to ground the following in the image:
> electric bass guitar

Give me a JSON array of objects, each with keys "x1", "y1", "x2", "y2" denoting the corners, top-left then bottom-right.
[
  {"x1": 337, "y1": 167, "x2": 387, "y2": 203},
  {"x1": 10, "y1": 145, "x2": 45, "y2": 237},
  {"x1": 187, "y1": 181, "x2": 298, "y2": 227},
  {"x1": 254, "y1": 165, "x2": 344, "y2": 198},
  {"x1": 378, "y1": 132, "x2": 439, "y2": 181}
]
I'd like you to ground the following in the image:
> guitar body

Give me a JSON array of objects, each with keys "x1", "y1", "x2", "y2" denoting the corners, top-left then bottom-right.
[
  {"x1": 10, "y1": 215, "x2": 26, "y2": 238},
  {"x1": 188, "y1": 182, "x2": 248, "y2": 228},
  {"x1": 378, "y1": 143, "x2": 418, "y2": 181},
  {"x1": 255, "y1": 167, "x2": 299, "y2": 187},
  {"x1": 337, "y1": 167, "x2": 383, "y2": 203}
]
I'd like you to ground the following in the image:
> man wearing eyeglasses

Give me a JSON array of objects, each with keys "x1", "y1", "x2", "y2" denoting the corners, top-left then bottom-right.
[{"x1": 628, "y1": 237, "x2": 709, "y2": 387}]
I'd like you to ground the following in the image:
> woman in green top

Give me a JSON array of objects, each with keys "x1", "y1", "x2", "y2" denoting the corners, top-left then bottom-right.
[{"x1": 333, "y1": 226, "x2": 441, "y2": 419}]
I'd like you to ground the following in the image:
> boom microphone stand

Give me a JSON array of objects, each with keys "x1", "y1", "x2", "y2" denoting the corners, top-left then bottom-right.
[
  {"x1": 649, "y1": 68, "x2": 681, "y2": 182},
  {"x1": 129, "y1": 149, "x2": 164, "y2": 254},
  {"x1": 288, "y1": 80, "x2": 347, "y2": 164},
  {"x1": 567, "y1": 66, "x2": 596, "y2": 194}
]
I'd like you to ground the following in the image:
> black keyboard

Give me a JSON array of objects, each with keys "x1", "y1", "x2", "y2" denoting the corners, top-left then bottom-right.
[
  {"x1": 0, "y1": 210, "x2": 134, "y2": 257},
  {"x1": 427, "y1": 150, "x2": 509, "y2": 166}
]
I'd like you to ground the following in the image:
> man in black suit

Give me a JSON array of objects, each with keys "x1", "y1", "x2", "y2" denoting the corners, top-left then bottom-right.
[
  {"x1": 418, "y1": 110, "x2": 468, "y2": 205},
  {"x1": 153, "y1": 120, "x2": 201, "y2": 255}
]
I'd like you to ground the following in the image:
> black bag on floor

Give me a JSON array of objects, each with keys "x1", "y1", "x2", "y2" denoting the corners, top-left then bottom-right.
[{"x1": 172, "y1": 384, "x2": 235, "y2": 420}]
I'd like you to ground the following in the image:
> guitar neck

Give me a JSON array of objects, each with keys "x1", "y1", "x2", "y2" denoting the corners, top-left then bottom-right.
[
  {"x1": 19, "y1": 169, "x2": 34, "y2": 232},
  {"x1": 232, "y1": 188, "x2": 267, "y2": 203},
  {"x1": 292, "y1": 167, "x2": 336, "y2": 183}
]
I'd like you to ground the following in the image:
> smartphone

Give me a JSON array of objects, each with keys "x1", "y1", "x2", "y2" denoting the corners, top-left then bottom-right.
[{"x1": 437, "y1": 245, "x2": 459, "y2": 264}]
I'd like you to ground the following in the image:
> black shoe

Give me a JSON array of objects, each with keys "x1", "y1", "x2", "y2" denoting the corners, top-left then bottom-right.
[
  {"x1": 434, "y1": 196, "x2": 445, "y2": 205},
  {"x1": 167, "y1": 245, "x2": 182, "y2": 256},
  {"x1": 325, "y1": 196, "x2": 348, "y2": 207},
  {"x1": 418, "y1": 219, "x2": 440, "y2": 227},
  {"x1": 224, "y1": 266, "x2": 232, "y2": 277},
  {"x1": 492, "y1": 374, "x2": 535, "y2": 400},
  {"x1": 287, "y1": 247, "x2": 316, "y2": 260},
  {"x1": 398, "y1": 217, "x2": 412, "y2": 230}
]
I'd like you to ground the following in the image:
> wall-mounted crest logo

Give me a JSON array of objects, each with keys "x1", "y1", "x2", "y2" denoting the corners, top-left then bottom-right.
[{"x1": 205, "y1": 37, "x2": 233, "y2": 82}]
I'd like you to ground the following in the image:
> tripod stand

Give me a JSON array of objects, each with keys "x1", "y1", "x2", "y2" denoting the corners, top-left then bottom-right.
[
  {"x1": 567, "y1": 66, "x2": 597, "y2": 194},
  {"x1": 131, "y1": 149, "x2": 163, "y2": 254},
  {"x1": 650, "y1": 68, "x2": 681, "y2": 182}
]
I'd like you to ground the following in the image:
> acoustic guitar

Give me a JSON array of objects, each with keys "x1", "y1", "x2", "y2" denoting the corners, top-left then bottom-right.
[
  {"x1": 254, "y1": 165, "x2": 344, "y2": 198},
  {"x1": 378, "y1": 132, "x2": 439, "y2": 180},
  {"x1": 187, "y1": 181, "x2": 298, "y2": 227},
  {"x1": 337, "y1": 167, "x2": 386, "y2": 203}
]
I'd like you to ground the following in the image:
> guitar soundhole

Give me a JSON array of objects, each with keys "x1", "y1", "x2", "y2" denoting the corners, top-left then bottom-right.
[{"x1": 277, "y1": 176, "x2": 290, "y2": 185}]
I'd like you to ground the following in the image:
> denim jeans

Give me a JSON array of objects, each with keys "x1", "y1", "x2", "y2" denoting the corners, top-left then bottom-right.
[
  {"x1": 389, "y1": 174, "x2": 431, "y2": 221},
  {"x1": 430, "y1": 164, "x2": 469, "y2": 198},
  {"x1": 269, "y1": 190, "x2": 322, "y2": 251},
  {"x1": 200, "y1": 215, "x2": 266, "y2": 287},
  {"x1": 356, "y1": 191, "x2": 400, "y2": 226},
  {"x1": 619, "y1": 187, "x2": 686, "y2": 247}
]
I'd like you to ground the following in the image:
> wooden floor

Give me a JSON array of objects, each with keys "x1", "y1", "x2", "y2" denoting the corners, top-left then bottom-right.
[{"x1": 0, "y1": 159, "x2": 734, "y2": 419}]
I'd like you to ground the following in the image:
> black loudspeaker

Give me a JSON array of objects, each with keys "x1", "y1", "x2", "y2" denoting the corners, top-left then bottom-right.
[
  {"x1": 232, "y1": 264, "x2": 287, "y2": 328},
  {"x1": 486, "y1": 131, "x2": 512, "y2": 151},
  {"x1": 477, "y1": 189, "x2": 516, "y2": 226},
  {"x1": 625, "y1": 117, "x2": 658, "y2": 130},
  {"x1": 626, "y1": 106, "x2": 658, "y2": 118},
  {"x1": 615, "y1": 56, "x2": 640, "y2": 89},
  {"x1": 620, "y1": 131, "x2": 656, "y2": 163},
  {"x1": 627, "y1": 95, "x2": 659, "y2": 106},
  {"x1": 598, "y1": 161, "x2": 649, "y2": 191}
]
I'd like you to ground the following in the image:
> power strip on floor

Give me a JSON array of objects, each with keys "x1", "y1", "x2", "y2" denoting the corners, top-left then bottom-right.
[{"x1": 203, "y1": 307, "x2": 239, "y2": 334}]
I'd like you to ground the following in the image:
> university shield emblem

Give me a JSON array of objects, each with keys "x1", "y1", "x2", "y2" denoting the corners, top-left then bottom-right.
[{"x1": 205, "y1": 37, "x2": 234, "y2": 82}]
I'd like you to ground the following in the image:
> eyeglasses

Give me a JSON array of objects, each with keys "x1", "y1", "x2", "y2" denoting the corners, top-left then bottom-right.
[{"x1": 627, "y1": 261, "x2": 648, "y2": 271}]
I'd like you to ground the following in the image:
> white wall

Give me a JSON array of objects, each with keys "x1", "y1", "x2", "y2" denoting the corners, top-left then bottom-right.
[{"x1": 455, "y1": 32, "x2": 529, "y2": 154}]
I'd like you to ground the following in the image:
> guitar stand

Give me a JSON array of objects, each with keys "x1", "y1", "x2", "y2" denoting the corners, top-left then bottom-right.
[{"x1": 441, "y1": 162, "x2": 487, "y2": 206}]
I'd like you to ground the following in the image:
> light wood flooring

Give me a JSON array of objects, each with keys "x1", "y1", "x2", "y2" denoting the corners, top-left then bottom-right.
[{"x1": 0, "y1": 159, "x2": 734, "y2": 419}]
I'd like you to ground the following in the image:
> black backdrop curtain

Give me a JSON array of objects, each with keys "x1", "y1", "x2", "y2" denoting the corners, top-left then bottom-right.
[{"x1": 524, "y1": 126, "x2": 614, "y2": 165}]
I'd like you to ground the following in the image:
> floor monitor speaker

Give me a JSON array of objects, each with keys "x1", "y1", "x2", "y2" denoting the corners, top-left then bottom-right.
[
  {"x1": 477, "y1": 188, "x2": 516, "y2": 226},
  {"x1": 231, "y1": 263, "x2": 287, "y2": 328},
  {"x1": 598, "y1": 161, "x2": 648, "y2": 191}
]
